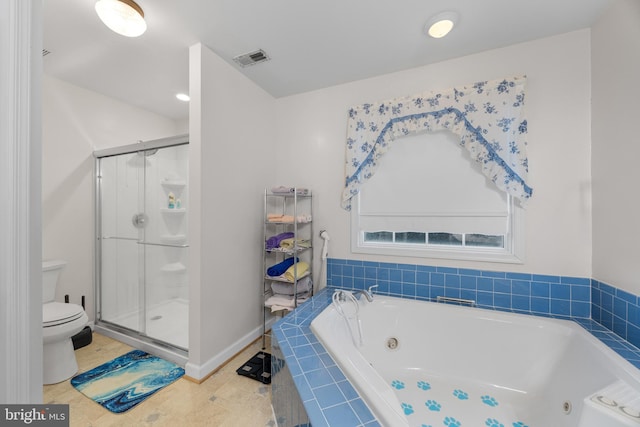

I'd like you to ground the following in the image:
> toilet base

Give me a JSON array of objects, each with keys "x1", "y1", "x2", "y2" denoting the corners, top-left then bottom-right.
[{"x1": 43, "y1": 338, "x2": 79, "y2": 385}]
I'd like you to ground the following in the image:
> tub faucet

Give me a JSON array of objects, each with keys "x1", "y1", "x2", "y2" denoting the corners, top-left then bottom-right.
[{"x1": 353, "y1": 285, "x2": 378, "y2": 302}]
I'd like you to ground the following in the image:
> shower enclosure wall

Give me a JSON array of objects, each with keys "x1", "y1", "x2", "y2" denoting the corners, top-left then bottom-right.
[{"x1": 94, "y1": 135, "x2": 189, "y2": 359}]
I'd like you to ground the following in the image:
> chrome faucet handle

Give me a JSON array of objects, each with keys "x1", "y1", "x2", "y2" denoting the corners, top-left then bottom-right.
[
  {"x1": 334, "y1": 290, "x2": 348, "y2": 302},
  {"x1": 368, "y1": 284, "x2": 379, "y2": 294}
]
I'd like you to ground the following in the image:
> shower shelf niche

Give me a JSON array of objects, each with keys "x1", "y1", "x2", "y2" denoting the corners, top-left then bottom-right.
[
  {"x1": 160, "y1": 208, "x2": 186, "y2": 214},
  {"x1": 161, "y1": 179, "x2": 186, "y2": 194},
  {"x1": 161, "y1": 262, "x2": 187, "y2": 273},
  {"x1": 160, "y1": 234, "x2": 187, "y2": 244}
]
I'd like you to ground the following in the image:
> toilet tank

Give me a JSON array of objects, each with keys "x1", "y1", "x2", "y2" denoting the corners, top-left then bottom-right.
[{"x1": 42, "y1": 260, "x2": 67, "y2": 303}]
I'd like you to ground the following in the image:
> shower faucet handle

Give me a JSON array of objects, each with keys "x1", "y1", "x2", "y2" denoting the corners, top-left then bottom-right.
[
  {"x1": 368, "y1": 284, "x2": 379, "y2": 295},
  {"x1": 131, "y1": 213, "x2": 148, "y2": 228}
]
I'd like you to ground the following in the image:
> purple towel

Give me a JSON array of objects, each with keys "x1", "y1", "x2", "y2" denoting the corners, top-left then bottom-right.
[
  {"x1": 267, "y1": 257, "x2": 298, "y2": 277},
  {"x1": 265, "y1": 232, "x2": 295, "y2": 249}
]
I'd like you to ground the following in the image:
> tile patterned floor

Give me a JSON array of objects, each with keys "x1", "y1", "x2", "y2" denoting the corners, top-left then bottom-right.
[{"x1": 43, "y1": 333, "x2": 276, "y2": 427}]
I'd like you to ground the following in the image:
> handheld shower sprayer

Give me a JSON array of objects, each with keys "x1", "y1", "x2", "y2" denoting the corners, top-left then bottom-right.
[
  {"x1": 319, "y1": 230, "x2": 330, "y2": 260},
  {"x1": 317, "y1": 229, "x2": 331, "y2": 292}
]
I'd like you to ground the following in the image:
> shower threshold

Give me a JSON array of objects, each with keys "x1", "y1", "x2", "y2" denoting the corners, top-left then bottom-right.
[{"x1": 96, "y1": 299, "x2": 188, "y2": 366}]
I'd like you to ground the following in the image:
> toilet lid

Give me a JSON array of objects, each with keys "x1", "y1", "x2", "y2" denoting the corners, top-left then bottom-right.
[{"x1": 43, "y1": 302, "x2": 85, "y2": 327}]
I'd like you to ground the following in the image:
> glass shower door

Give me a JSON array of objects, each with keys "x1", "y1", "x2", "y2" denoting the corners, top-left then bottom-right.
[
  {"x1": 98, "y1": 152, "x2": 145, "y2": 334},
  {"x1": 97, "y1": 142, "x2": 189, "y2": 351},
  {"x1": 140, "y1": 144, "x2": 189, "y2": 349}
]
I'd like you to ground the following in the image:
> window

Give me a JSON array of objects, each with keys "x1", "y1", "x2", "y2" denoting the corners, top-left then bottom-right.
[{"x1": 351, "y1": 131, "x2": 524, "y2": 263}]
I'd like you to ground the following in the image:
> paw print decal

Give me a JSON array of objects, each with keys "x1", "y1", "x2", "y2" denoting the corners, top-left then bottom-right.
[
  {"x1": 452, "y1": 389, "x2": 469, "y2": 400},
  {"x1": 512, "y1": 423, "x2": 529, "y2": 427},
  {"x1": 417, "y1": 380, "x2": 431, "y2": 391},
  {"x1": 401, "y1": 402, "x2": 414, "y2": 415},
  {"x1": 481, "y1": 395, "x2": 499, "y2": 407},
  {"x1": 443, "y1": 416, "x2": 461, "y2": 427},
  {"x1": 391, "y1": 380, "x2": 405, "y2": 390},
  {"x1": 485, "y1": 418, "x2": 504, "y2": 427},
  {"x1": 425, "y1": 399, "x2": 441, "y2": 412}
]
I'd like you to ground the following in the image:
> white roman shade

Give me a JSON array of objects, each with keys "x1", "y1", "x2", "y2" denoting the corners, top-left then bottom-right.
[{"x1": 358, "y1": 130, "x2": 509, "y2": 235}]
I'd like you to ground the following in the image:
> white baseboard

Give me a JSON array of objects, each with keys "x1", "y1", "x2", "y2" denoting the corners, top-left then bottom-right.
[
  {"x1": 94, "y1": 318, "x2": 279, "y2": 383},
  {"x1": 185, "y1": 318, "x2": 277, "y2": 381}
]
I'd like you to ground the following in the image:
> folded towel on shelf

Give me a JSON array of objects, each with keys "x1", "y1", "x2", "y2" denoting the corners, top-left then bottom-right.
[
  {"x1": 265, "y1": 232, "x2": 295, "y2": 250},
  {"x1": 267, "y1": 214, "x2": 294, "y2": 223},
  {"x1": 283, "y1": 261, "x2": 309, "y2": 282},
  {"x1": 279, "y1": 238, "x2": 311, "y2": 250},
  {"x1": 271, "y1": 276, "x2": 313, "y2": 296},
  {"x1": 267, "y1": 213, "x2": 313, "y2": 223},
  {"x1": 296, "y1": 214, "x2": 312, "y2": 223},
  {"x1": 266, "y1": 257, "x2": 298, "y2": 277},
  {"x1": 271, "y1": 186, "x2": 310, "y2": 195},
  {"x1": 267, "y1": 213, "x2": 285, "y2": 221},
  {"x1": 265, "y1": 292, "x2": 310, "y2": 312}
]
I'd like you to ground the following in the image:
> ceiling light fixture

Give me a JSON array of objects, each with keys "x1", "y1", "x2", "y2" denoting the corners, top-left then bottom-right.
[
  {"x1": 425, "y1": 11, "x2": 458, "y2": 39},
  {"x1": 95, "y1": 0, "x2": 147, "y2": 38},
  {"x1": 176, "y1": 93, "x2": 190, "y2": 102}
]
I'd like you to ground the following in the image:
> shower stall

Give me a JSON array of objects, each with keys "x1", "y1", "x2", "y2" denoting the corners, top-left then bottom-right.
[{"x1": 93, "y1": 135, "x2": 189, "y2": 361}]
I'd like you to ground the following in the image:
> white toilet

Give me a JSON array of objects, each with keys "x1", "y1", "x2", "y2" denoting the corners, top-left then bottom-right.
[{"x1": 42, "y1": 260, "x2": 88, "y2": 385}]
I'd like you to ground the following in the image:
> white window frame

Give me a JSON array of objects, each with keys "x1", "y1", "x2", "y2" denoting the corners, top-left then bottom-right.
[{"x1": 350, "y1": 193, "x2": 525, "y2": 264}]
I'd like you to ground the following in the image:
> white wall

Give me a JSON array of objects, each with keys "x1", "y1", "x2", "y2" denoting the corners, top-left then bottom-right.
[
  {"x1": 187, "y1": 44, "x2": 276, "y2": 378},
  {"x1": 591, "y1": 0, "x2": 640, "y2": 294},
  {"x1": 42, "y1": 75, "x2": 183, "y2": 321},
  {"x1": 275, "y1": 30, "x2": 593, "y2": 279}
]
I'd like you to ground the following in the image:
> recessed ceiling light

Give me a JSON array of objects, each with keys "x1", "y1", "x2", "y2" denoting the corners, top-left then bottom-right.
[
  {"x1": 176, "y1": 93, "x2": 190, "y2": 102},
  {"x1": 95, "y1": 0, "x2": 147, "y2": 38},
  {"x1": 425, "y1": 11, "x2": 458, "y2": 39}
]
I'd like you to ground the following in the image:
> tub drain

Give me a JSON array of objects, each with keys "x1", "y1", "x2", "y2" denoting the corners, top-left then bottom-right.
[
  {"x1": 150, "y1": 315, "x2": 162, "y2": 321},
  {"x1": 563, "y1": 400, "x2": 572, "y2": 414},
  {"x1": 386, "y1": 337, "x2": 399, "y2": 350}
]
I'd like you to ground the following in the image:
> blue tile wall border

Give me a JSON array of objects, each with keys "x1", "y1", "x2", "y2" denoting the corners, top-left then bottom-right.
[
  {"x1": 327, "y1": 258, "x2": 592, "y2": 318},
  {"x1": 326, "y1": 258, "x2": 640, "y2": 350}
]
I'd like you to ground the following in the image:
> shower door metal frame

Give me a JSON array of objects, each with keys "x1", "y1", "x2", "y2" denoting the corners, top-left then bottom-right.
[{"x1": 93, "y1": 134, "x2": 189, "y2": 355}]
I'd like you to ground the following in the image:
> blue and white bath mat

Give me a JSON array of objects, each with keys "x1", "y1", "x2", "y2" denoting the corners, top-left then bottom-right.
[{"x1": 71, "y1": 349, "x2": 185, "y2": 413}]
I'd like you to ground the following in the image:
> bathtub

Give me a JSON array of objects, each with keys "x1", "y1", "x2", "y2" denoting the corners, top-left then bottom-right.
[{"x1": 310, "y1": 293, "x2": 640, "y2": 427}]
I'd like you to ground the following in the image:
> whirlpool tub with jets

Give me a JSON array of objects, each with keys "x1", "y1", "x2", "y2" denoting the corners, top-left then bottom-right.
[{"x1": 310, "y1": 293, "x2": 640, "y2": 427}]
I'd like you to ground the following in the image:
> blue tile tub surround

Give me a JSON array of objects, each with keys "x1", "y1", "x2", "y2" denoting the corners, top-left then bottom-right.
[
  {"x1": 273, "y1": 288, "x2": 640, "y2": 427},
  {"x1": 272, "y1": 258, "x2": 640, "y2": 426},
  {"x1": 327, "y1": 258, "x2": 592, "y2": 318},
  {"x1": 592, "y1": 279, "x2": 640, "y2": 351},
  {"x1": 272, "y1": 291, "x2": 380, "y2": 427}
]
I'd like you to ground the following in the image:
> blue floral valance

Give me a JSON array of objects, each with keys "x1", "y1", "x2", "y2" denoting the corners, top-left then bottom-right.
[{"x1": 342, "y1": 76, "x2": 532, "y2": 210}]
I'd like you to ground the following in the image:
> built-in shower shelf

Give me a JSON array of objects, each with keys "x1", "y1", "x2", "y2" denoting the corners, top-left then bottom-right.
[
  {"x1": 161, "y1": 262, "x2": 187, "y2": 273},
  {"x1": 160, "y1": 234, "x2": 187, "y2": 245},
  {"x1": 161, "y1": 179, "x2": 186, "y2": 186},
  {"x1": 160, "y1": 208, "x2": 186, "y2": 214},
  {"x1": 161, "y1": 179, "x2": 187, "y2": 197}
]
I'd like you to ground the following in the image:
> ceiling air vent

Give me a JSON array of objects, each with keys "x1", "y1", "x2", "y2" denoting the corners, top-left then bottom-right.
[
  {"x1": 233, "y1": 49, "x2": 270, "y2": 68},
  {"x1": 42, "y1": 49, "x2": 51, "y2": 57}
]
